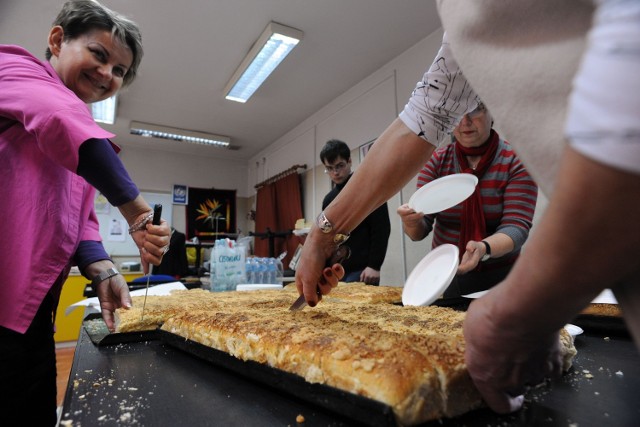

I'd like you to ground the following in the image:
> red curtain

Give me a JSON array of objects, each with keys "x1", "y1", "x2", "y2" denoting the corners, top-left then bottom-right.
[{"x1": 254, "y1": 173, "x2": 303, "y2": 268}]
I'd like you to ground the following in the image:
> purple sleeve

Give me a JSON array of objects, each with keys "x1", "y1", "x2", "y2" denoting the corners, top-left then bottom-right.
[
  {"x1": 77, "y1": 138, "x2": 139, "y2": 206},
  {"x1": 73, "y1": 240, "x2": 110, "y2": 275}
]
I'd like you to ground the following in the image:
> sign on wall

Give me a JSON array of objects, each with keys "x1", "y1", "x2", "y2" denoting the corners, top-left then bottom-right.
[{"x1": 173, "y1": 184, "x2": 188, "y2": 205}]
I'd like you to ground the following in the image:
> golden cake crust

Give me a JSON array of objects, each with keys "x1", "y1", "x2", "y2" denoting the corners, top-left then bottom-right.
[
  {"x1": 579, "y1": 303, "x2": 622, "y2": 318},
  {"x1": 114, "y1": 285, "x2": 576, "y2": 425}
]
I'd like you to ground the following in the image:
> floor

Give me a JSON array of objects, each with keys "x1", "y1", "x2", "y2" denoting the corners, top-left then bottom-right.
[{"x1": 56, "y1": 344, "x2": 76, "y2": 407}]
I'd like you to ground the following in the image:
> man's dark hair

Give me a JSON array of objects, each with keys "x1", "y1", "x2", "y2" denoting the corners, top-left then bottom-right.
[{"x1": 320, "y1": 139, "x2": 350, "y2": 164}]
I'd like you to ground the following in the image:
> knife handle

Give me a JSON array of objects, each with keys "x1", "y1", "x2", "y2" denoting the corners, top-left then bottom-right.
[
  {"x1": 151, "y1": 204, "x2": 162, "y2": 226},
  {"x1": 288, "y1": 245, "x2": 351, "y2": 311},
  {"x1": 328, "y1": 245, "x2": 350, "y2": 266}
]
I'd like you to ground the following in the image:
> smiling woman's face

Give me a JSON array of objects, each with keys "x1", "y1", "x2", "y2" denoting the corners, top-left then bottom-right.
[{"x1": 48, "y1": 26, "x2": 133, "y2": 104}]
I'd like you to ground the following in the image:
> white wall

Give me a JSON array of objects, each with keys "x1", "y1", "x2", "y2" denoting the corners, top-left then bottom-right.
[
  {"x1": 246, "y1": 29, "x2": 447, "y2": 286},
  {"x1": 117, "y1": 145, "x2": 249, "y2": 245}
]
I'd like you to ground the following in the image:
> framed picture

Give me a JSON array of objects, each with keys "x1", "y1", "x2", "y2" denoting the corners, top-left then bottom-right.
[
  {"x1": 172, "y1": 184, "x2": 188, "y2": 205},
  {"x1": 359, "y1": 138, "x2": 376, "y2": 162},
  {"x1": 186, "y1": 187, "x2": 237, "y2": 240}
]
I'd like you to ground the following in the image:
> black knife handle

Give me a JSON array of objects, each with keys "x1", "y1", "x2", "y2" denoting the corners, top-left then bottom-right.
[
  {"x1": 151, "y1": 204, "x2": 162, "y2": 226},
  {"x1": 327, "y1": 245, "x2": 350, "y2": 266}
]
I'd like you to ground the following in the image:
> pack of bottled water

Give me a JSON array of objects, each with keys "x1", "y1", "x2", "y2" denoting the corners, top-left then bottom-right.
[
  {"x1": 210, "y1": 238, "x2": 246, "y2": 292},
  {"x1": 244, "y1": 257, "x2": 283, "y2": 285}
]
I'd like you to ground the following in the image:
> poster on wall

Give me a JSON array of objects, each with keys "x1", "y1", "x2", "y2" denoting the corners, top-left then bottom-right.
[
  {"x1": 172, "y1": 184, "x2": 188, "y2": 205},
  {"x1": 107, "y1": 218, "x2": 127, "y2": 242},
  {"x1": 186, "y1": 187, "x2": 236, "y2": 240}
]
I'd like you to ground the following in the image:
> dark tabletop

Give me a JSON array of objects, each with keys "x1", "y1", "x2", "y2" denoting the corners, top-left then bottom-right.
[{"x1": 61, "y1": 322, "x2": 639, "y2": 427}]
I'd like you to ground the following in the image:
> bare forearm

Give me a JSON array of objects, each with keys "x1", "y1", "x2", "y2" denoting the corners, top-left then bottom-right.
[
  {"x1": 117, "y1": 194, "x2": 153, "y2": 226},
  {"x1": 490, "y1": 147, "x2": 640, "y2": 335},
  {"x1": 323, "y1": 119, "x2": 435, "y2": 233},
  {"x1": 482, "y1": 233, "x2": 515, "y2": 259}
]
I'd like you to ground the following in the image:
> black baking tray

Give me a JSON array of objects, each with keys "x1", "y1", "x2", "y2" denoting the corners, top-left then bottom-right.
[
  {"x1": 82, "y1": 313, "x2": 159, "y2": 346},
  {"x1": 158, "y1": 329, "x2": 398, "y2": 427},
  {"x1": 431, "y1": 297, "x2": 472, "y2": 311},
  {"x1": 434, "y1": 298, "x2": 630, "y2": 337},
  {"x1": 570, "y1": 313, "x2": 628, "y2": 337},
  {"x1": 393, "y1": 297, "x2": 472, "y2": 310}
]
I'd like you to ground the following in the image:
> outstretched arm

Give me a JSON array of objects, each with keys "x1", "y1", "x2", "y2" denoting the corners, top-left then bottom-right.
[
  {"x1": 295, "y1": 119, "x2": 434, "y2": 305},
  {"x1": 464, "y1": 146, "x2": 640, "y2": 413}
]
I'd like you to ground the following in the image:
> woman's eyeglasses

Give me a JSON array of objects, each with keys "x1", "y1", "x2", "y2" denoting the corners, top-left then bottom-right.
[{"x1": 324, "y1": 161, "x2": 347, "y2": 174}]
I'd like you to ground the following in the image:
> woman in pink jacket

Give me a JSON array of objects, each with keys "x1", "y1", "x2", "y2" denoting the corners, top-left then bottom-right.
[{"x1": 0, "y1": 2, "x2": 170, "y2": 424}]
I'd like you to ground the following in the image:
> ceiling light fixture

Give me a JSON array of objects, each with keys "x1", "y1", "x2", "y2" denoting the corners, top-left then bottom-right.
[
  {"x1": 129, "y1": 121, "x2": 231, "y2": 148},
  {"x1": 92, "y1": 95, "x2": 117, "y2": 124},
  {"x1": 224, "y1": 21, "x2": 303, "y2": 103}
]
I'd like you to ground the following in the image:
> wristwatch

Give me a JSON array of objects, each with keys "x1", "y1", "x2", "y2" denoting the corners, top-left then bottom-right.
[
  {"x1": 481, "y1": 241, "x2": 491, "y2": 262},
  {"x1": 316, "y1": 211, "x2": 350, "y2": 245},
  {"x1": 91, "y1": 267, "x2": 120, "y2": 287}
]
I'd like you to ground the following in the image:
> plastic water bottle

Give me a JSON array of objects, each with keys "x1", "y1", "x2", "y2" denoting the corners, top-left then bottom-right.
[
  {"x1": 245, "y1": 258, "x2": 255, "y2": 284},
  {"x1": 266, "y1": 258, "x2": 277, "y2": 284},
  {"x1": 212, "y1": 239, "x2": 226, "y2": 291},
  {"x1": 250, "y1": 258, "x2": 259, "y2": 283},
  {"x1": 256, "y1": 258, "x2": 268, "y2": 284},
  {"x1": 275, "y1": 258, "x2": 284, "y2": 285}
]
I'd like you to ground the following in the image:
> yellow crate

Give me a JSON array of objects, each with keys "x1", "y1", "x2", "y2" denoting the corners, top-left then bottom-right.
[{"x1": 54, "y1": 273, "x2": 142, "y2": 343}]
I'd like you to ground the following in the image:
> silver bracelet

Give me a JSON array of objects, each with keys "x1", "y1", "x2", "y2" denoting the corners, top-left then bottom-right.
[
  {"x1": 128, "y1": 211, "x2": 154, "y2": 234},
  {"x1": 91, "y1": 267, "x2": 120, "y2": 287}
]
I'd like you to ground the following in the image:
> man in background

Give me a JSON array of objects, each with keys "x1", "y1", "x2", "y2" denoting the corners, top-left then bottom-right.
[{"x1": 320, "y1": 139, "x2": 390, "y2": 285}]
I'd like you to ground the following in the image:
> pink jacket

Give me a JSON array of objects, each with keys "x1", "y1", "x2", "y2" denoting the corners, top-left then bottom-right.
[{"x1": 0, "y1": 45, "x2": 115, "y2": 333}]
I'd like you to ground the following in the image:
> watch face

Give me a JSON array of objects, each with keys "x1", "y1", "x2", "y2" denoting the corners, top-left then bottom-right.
[{"x1": 333, "y1": 233, "x2": 349, "y2": 245}]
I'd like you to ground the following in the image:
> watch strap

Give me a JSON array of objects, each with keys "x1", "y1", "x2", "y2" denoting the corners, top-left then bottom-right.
[
  {"x1": 481, "y1": 241, "x2": 491, "y2": 261},
  {"x1": 91, "y1": 267, "x2": 120, "y2": 287}
]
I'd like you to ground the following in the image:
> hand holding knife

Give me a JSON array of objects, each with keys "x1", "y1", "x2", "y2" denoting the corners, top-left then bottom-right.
[
  {"x1": 141, "y1": 204, "x2": 162, "y2": 320},
  {"x1": 289, "y1": 245, "x2": 351, "y2": 311}
]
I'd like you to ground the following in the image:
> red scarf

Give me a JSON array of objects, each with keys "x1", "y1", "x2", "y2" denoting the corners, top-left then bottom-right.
[{"x1": 454, "y1": 130, "x2": 499, "y2": 262}]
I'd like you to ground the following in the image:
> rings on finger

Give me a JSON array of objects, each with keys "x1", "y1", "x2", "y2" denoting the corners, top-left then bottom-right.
[{"x1": 161, "y1": 245, "x2": 170, "y2": 255}]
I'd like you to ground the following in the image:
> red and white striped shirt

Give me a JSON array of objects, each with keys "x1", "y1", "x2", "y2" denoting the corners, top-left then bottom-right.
[{"x1": 417, "y1": 137, "x2": 538, "y2": 265}]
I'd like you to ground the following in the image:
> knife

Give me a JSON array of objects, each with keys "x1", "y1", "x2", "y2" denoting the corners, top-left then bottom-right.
[
  {"x1": 289, "y1": 245, "x2": 351, "y2": 311},
  {"x1": 141, "y1": 204, "x2": 162, "y2": 320}
]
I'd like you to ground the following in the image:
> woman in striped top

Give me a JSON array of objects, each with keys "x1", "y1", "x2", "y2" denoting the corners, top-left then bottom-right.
[{"x1": 398, "y1": 103, "x2": 538, "y2": 297}]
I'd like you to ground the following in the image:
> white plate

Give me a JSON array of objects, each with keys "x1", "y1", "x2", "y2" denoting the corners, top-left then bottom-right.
[
  {"x1": 564, "y1": 324, "x2": 584, "y2": 337},
  {"x1": 408, "y1": 174, "x2": 478, "y2": 214},
  {"x1": 402, "y1": 244, "x2": 459, "y2": 306},
  {"x1": 292, "y1": 228, "x2": 310, "y2": 236},
  {"x1": 591, "y1": 289, "x2": 618, "y2": 304},
  {"x1": 461, "y1": 290, "x2": 489, "y2": 299}
]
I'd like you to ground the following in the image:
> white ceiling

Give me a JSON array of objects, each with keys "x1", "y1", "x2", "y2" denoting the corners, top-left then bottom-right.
[{"x1": 0, "y1": 0, "x2": 441, "y2": 161}]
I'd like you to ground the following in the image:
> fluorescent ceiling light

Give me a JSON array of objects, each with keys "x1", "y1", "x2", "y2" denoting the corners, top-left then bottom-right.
[
  {"x1": 92, "y1": 95, "x2": 117, "y2": 124},
  {"x1": 224, "y1": 21, "x2": 303, "y2": 103},
  {"x1": 130, "y1": 121, "x2": 230, "y2": 148}
]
